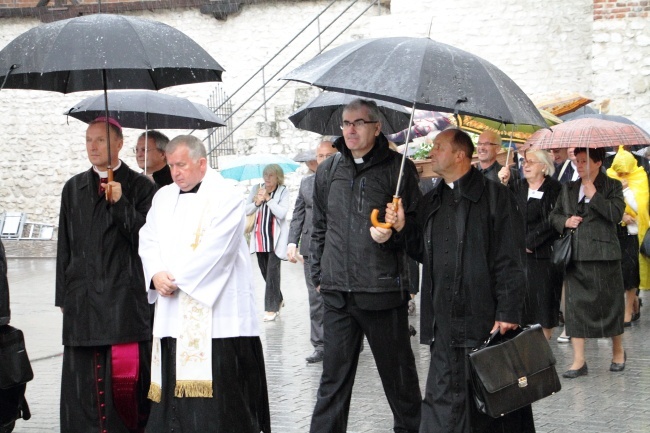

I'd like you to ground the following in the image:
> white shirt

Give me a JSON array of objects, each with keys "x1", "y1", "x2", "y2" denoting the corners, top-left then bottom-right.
[{"x1": 139, "y1": 168, "x2": 260, "y2": 339}]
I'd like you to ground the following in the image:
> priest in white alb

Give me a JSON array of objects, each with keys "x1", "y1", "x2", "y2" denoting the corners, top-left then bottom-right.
[{"x1": 138, "y1": 135, "x2": 271, "y2": 433}]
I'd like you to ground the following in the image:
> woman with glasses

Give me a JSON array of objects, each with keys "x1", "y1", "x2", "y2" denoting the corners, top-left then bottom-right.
[
  {"x1": 508, "y1": 149, "x2": 563, "y2": 340},
  {"x1": 550, "y1": 147, "x2": 626, "y2": 378},
  {"x1": 246, "y1": 164, "x2": 290, "y2": 322}
]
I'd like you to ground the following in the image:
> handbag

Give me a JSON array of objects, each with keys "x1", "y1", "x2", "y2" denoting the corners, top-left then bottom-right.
[
  {"x1": 0, "y1": 325, "x2": 33, "y2": 389},
  {"x1": 551, "y1": 229, "x2": 574, "y2": 271},
  {"x1": 468, "y1": 324, "x2": 561, "y2": 418},
  {"x1": 640, "y1": 230, "x2": 650, "y2": 257},
  {"x1": 244, "y1": 212, "x2": 256, "y2": 235}
]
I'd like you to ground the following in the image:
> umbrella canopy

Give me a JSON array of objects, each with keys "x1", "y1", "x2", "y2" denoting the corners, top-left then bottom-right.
[
  {"x1": 283, "y1": 37, "x2": 546, "y2": 127},
  {"x1": 220, "y1": 154, "x2": 300, "y2": 182},
  {"x1": 0, "y1": 14, "x2": 223, "y2": 93},
  {"x1": 65, "y1": 91, "x2": 226, "y2": 130},
  {"x1": 289, "y1": 91, "x2": 412, "y2": 135},
  {"x1": 526, "y1": 118, "x2": 650, "y2": 149},
  {"x1": 534, "y1": 92, "x2": 594, "y2": 117},
  {"x1": 561, "y1": 113, "x2": 641, "y2": 128},
  {"x1": 453, "y1": 109, "x2": 562, "y2": 144}
]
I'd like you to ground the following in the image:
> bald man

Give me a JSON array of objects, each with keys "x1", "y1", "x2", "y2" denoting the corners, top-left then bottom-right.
[{"x1": 287, "y1": 138, "x2": 338, "y2": 363}]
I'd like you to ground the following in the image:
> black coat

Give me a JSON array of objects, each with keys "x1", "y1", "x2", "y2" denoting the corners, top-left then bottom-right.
[
  {"x1": 510, "y1": 176, "x2": 562, "y2": 259},
  {"x1": 549, "y1": 172, "x2": 624, "y2": 261},
  {"x1": 288, "y1": 174, "x2": 315, "y2": 257},
  {"x1": 55, "y1": 162, "x2": 155, "y2": 346},
  {"x1": 309, "y1": 133, "x2": 421, "y2": 293},
  {"x1": 0, "y1": 240, "x2": 9, "y2": 326},
  {"x1": 397, "y1": 167, "x2": 526, "y2": 346}
]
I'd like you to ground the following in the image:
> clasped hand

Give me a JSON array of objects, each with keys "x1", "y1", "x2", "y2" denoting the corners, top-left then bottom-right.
[{"x1": 152, "y1": 271, "x2": 178, "y2": 297}]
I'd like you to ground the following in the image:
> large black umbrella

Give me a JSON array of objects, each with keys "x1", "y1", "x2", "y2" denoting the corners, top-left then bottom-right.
[
  {"x1": 65, "y1": 91, "x2": 226, "y2": 130},
  {"x1": 283, "y1": 36, "x2": 545, "y2": 227},
  {"x1": 0, "y1": 14, "x2": 223, "y2": 92},
  {"x1": 283, "y1": 37, "x2": 545, "y2": 126},
  {"x1": 289, "y1": 91, "x2": 411, "y2": 136},
  {"x1": 0, "y1": 13, "x2": 224, "y2": 199}
]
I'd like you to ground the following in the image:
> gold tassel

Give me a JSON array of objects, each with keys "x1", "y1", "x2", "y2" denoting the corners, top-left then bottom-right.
[
  {"x1": 174, "y1": 380, "x2": 214, "y2": 398},
  {"x1": 148, "y1": 383, "x2": 162, "y2": 403}
]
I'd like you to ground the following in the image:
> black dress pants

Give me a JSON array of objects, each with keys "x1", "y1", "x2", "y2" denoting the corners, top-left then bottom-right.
[{"x1": 310, "y1": 293, "x2": 421, "y2": 433}]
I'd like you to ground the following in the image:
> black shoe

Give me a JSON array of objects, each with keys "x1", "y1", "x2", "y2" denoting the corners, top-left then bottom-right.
[
  {"x1": 306, "y1": 350, "x2": 324, "y2": 364},
  {"x1": 562, "y1": 363, "x2": 588, "y2": 379},
  {"x1": 610, "y1": 352, "x2": 626, "y2": 372},
  {"x1": 624, "y1": 321, "x2": 632, "y2": 327}
]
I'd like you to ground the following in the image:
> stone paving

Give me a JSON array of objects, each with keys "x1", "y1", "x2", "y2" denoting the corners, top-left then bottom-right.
[{"x1": 4, "y1": 247, "x2": 650, "y2": 432}]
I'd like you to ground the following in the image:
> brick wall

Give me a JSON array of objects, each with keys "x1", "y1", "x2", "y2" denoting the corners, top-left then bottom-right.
[{"x1": 594, "y1": 0, "x2": 650, "y2": 19}]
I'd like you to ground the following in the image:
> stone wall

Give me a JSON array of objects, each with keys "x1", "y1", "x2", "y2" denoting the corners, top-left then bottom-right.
[{"x1": 1, "y1": 0, "x2": 649, "y2": 225}]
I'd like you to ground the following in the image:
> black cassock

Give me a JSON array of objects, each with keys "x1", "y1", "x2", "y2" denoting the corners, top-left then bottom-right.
[{"x1": 56, "y1": 162, "x2": 155, "y2": 432}]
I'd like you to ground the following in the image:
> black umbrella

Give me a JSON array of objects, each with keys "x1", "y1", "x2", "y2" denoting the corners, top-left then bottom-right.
[
  {"x1": 289, "y1": 91, "x2": 412, "y2": 135},
  {"x1": 65, "y1": 91, "x2": 226, "y2": 130},
  {"x1": 283, "y1": 36, "x2": 545, "y2": 227},
  {"x1": 283, "y1": 37, "x2": 545, "y2": 126},
  {"x1": 0, "y1": 14, "x2": 223, "y2": 199}
]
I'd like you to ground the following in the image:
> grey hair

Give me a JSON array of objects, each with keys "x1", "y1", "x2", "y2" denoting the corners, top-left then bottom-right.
[
  {"x1": 526, "y1": 148, "x2": 555, "y2": 177},
  {"x1": 343, "y1": 98, "x2": 381, "y2": 122},
  {"x1": 166, "y1": 135, "x2": 207, "y2": 161},
  {"x1": 138, "y1": 130, "x2": 170, "y2": 152}
]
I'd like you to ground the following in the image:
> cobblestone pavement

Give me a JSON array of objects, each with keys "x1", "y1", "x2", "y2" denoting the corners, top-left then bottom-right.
[{"x1": 5, "y1": 252, "x2": 650, "y2": 432}]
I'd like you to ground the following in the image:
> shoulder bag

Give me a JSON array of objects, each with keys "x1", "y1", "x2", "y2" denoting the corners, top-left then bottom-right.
[
  {"x1": 550, "y1": 229, "x2": 574, "y2": 271},
  {"x1": 640, "y1": 230, "x2": 650, "y2": 257},
  {"x1": 468, "y1": 324, "x2": 561, "y2": 418},
  {"x1": 0, "y1": 325, "x2": 33, "y2": 389}
]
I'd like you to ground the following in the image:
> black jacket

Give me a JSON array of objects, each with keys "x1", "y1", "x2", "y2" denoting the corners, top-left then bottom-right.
[
  {"x1": 309, "y1": 133, "x2": 421, "y2": 293},
  {"x1": 55, "y1": 162, "x2": 155, "y2": 346},
  {"x1": 397, "y1": 167, "x2": 526, "y2": 346},
  {"x1": 510, "y1": 176, "x2": 562, "y2": 259},
  {"x1": 288, "y1": 174, "x2": 315, "y2": 257},
  {"x1": 0, "y1": 239, "x2": 9, "y2": 326},
  {"x1": 549, "y1": 172, "x2": 624, "y2": 261}
]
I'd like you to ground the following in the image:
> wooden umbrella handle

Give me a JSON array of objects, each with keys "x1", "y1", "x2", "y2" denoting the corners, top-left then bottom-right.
[
  {"x1": 105, "y1": 167, "x2": 114, "y2": 202},
  {"x1": 370, "y1": 196, "x2": 400, "y2": 229}
]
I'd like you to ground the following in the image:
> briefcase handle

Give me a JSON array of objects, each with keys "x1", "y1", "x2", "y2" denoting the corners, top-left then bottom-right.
[{"x1": 473, "y1": 325, "x2": 526, "y2": 352}]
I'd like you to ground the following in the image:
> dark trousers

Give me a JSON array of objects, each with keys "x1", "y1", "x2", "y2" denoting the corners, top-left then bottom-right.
[
  {"x1": 303, "y1": 260, "x2": 324, "y2": 351},
  {"x1": 256, "y1": 252, "x2": 283, "y2": 312},
  {"x1": 310, "y1": 294, "x2": 421, "y2": 433}
]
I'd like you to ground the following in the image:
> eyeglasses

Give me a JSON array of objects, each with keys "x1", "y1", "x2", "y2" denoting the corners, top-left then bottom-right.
[
  {"x1": 476, "y1": 142, "x2": 499, "y2": 146},
  {"x1": 340, "y1": 119, "x2": 379, "y2": 129},
  {"x1": 133, "y1": 147, "x2": 160, "y2": 154}
]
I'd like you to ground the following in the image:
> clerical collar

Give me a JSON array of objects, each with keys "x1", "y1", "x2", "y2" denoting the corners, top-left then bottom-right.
[
  {"x1": 180, "y1": 182, "x2": 202, "y2": 194},
  {"x1": 93, "y1": 160, "x2": 122, "y2": 178},
  {"x1": 353, "y1": 143, "x2": 377, "y2": 165}
]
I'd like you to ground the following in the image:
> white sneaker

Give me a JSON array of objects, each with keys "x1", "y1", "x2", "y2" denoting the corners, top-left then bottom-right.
[{"x1": 557, "y1": 335, "x2": 571, "y2": 343}]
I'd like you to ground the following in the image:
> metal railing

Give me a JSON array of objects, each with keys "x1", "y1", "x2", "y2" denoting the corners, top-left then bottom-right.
[
  {"x1": 205, "y1": 83, "x2": 234, "y2": 168},
  {"x1": 204, "y1": 0, "x2": 380, "y2": 160}
]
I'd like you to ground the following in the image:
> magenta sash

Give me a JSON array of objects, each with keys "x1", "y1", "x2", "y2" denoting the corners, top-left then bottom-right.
[{"x1": 111, "y1": 342, "x2": 141, "y2": 432}]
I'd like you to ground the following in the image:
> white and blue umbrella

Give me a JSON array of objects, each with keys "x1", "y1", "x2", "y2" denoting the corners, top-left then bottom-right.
[{"x1": 219, "y1": 154, "x2": 300, "y2": 182}]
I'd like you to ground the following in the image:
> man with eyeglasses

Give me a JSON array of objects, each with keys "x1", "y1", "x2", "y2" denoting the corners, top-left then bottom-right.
[
  {"x1": 135, "y1": 130, "x2": 173, "y2": 188},
  {"x1": 308, "y1": 99, "x2": 422, "y2": 433},
  {"x1": 287, "y1": 138, "x2": 338, "y2": 364},
  {"x1": 475, "y1": 130, "x2": 519, "y2": 185}
]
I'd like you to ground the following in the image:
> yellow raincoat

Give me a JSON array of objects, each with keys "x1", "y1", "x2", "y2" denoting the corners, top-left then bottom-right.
[{"x1": 607, "y1": 146, "x2": 650, "y2": 289}]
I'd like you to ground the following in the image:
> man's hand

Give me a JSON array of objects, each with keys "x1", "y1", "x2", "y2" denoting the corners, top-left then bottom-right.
[
  {"x1": 384, "y1": 198, "x2": 405, "y2": 232},
  {"x1": 498, "y1": 166, "x2": 511, "y2": 185},
  {"x1": 622, "y1": 213, "x2": 636, "y2": 225},
  {"x1": 490, "y1": 321, "x2": 519, "y2": 335},
  {"x1": 370, "y1": 226, "x2": 392, "y2": 244},
  {"x1": 287, "y1": 243, "x2": 304, "y2": 263},
  {"x1": 152, "y1": 271, "x2": 178, "y2": 297},
  {"x1": 105, "y1": 181, "x2": 122, "y2": 203}
]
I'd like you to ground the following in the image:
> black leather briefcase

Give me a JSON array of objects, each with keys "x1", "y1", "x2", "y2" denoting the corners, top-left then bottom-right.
[{"x1": 468, "y1": 324, "x2": 561, "y2": 418}]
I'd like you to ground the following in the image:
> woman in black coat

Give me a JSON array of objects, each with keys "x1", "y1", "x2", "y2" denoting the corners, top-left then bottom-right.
[
  {"x1": 549, "y1": 147, "x2": 626, "y2": 378},
  {"x1": 508, "y1": 149, "x2": 563, "y2": 340}
]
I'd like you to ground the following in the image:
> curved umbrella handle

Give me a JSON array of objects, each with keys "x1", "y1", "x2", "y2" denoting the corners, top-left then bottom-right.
[{"x1": 370, "y1": 196, "x2": 400, "y2": 229}]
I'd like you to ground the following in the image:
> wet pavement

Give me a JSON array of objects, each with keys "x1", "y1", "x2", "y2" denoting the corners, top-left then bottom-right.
[{"x1": 4, "y1": 247, "x2": 650, "y2": 432}]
